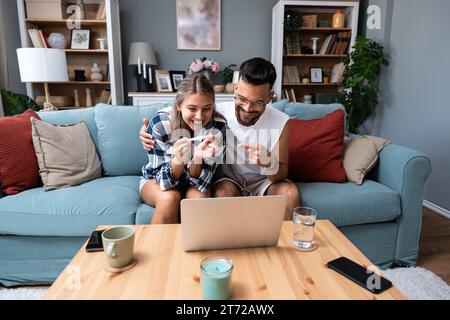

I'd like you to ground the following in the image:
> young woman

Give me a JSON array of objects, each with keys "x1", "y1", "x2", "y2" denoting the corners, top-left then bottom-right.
[{"x1": 140, "y1": 74, "x2": 227, "y2": 224}]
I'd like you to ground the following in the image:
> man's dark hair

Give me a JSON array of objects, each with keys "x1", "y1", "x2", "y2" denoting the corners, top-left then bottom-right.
[{"x1": 239, "y1": 57, "x2": 277, "y2": 89}]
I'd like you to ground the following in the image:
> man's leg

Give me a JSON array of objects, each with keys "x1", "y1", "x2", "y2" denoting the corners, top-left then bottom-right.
[
  {"x1": 213, "y1": 180, "x2": 241, "y2": 198},
  {"x1": 265, "y1": 181, "x2": 301, "y2": 220}
]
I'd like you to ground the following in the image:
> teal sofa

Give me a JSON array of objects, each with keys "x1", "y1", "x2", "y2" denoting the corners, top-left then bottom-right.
[{"x1": 0, "y1": 101, "x2": 431, "y2": 286}]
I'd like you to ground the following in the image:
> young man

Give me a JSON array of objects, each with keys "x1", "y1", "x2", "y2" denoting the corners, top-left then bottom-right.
[{"x1": 140, "y1": 58, "x2": 300, "y2": 219}]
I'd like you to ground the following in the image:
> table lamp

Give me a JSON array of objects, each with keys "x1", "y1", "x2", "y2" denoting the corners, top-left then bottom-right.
[
  {"x1": 128, "y1": 42, "x2": 158, "y2": 92},
  {"x1": 16, "y1": 48, "x2": 68, "y2": 111}
]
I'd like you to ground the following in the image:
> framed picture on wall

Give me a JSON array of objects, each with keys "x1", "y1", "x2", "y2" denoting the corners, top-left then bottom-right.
[
  {"x1": 70, "y1": 29, "x2": 91, "y2": 49},
  {"x1": 176, "y1": 0, "x2": 221, "y2": 50},
  {"x1": 169, "y1": 70, "x2": 186, "y2": 90}
]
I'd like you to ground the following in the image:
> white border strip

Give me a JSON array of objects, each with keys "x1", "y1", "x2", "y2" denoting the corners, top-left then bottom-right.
[{"x1": 423, "y1": 200, "x2": 450, "y2": 220}]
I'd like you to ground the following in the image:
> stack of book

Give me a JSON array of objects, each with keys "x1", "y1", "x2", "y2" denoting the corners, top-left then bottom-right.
[
  {"x1": 28, "y1": 29, "x2": 49, "y2": 48},
  {"x1": 282, "y1": 66, "x2": 300, "y2": 84},
  {"x1": 283, "y1": 88, "x2": 297, "y2": 102},
  {"x1": 98, "y1": 89, "x2": 111, "y2": 104},
  {"x1": 319, "y1": 31, "x2": 352, "y2": 55},
  {"x1": 95, "y1": 2, "x2": 107, "y2": 20}
]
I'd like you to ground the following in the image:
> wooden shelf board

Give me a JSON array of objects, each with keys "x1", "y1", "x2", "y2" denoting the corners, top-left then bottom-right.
[
  {"x1": 26, "y1": 19, "x2": 106, "y2": 27},
  {"x1": 299, "y1": 27, "x2": 352, "y2": 32},
  {"x1": 284, "y1": 54, "x2": 346, "y2": 58},
  {"x1": 48, "y1": 81, "x2": 111, "y2": 85},
  {"x1": 282, "y1": 83, "x2": 341, "y2": 86},
  {"x1": 65, "y1": 49, "x2": 108, "y2": 54}
]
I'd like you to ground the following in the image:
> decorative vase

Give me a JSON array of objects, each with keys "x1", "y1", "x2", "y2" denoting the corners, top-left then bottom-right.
[
  {"x1": 213, "y1": 84, "x2": 225, "y2": 93},
  {"x1": 75, "y1": 0, "x2": 85, "y2": 20},
  {"x1": 311, "y1": 37, "x2": 319, "y2": 54},
  {"x1": 85, "y1": 88, "x2": 92, "y2": 107},
  {"x1": 332, "y1": 9, "x2": 345, "y2": 28},
  {"x1": 90, "y1": 63, "x2": 103, "y2": 81},
  {"x1": 74, "y1": 70, "x2": 86, "y2": 81},
  {"x1": 225, "y1": 83, "x2": 235, "y2": 93},
  {"x1": 48, "y1": 33, "x2": 66, "y2": 49}
]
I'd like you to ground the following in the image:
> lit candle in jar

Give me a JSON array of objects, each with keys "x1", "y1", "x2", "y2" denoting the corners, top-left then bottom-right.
[{"x1": 200, "y1": 256, "x2": 233, "y2": 300}]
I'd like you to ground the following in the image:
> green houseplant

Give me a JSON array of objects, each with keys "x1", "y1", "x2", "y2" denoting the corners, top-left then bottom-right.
[
  {"x1": 1, "y1": 89, "x2": 40, "y2": 116},
  {"x1": 283, "y1": 9, "x2": 300, "y2": 54},
  {"x1": 221, "y1": 64, "x2": 237, "y2": 85},
  {"x1": 337, "y1": 36, "x2": 389, "y2": 133}
]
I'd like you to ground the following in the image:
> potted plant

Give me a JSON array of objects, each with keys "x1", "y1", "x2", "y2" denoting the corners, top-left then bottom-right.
[
  {"x1": 221, "y1": 64, "x2": 237, "y2": 93},
  {"x1": 283, "y1": 9, "x2": 300, "y2": 54},
  {"x1": 0, "y1": 89, "x2": 39, "y2": 116},
  {"x1": 337, "y1": 36, "x2": 389, "y2": 133}
]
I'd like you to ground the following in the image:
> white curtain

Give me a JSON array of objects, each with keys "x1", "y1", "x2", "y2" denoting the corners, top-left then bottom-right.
[{"x1": 0, "y1": 7, "x2": 7, "y2": 116}]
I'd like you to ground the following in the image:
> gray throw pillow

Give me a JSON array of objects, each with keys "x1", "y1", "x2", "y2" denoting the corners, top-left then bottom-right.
[{"x1": 31, "y1": 117, "x2": 101, "y2": 191}]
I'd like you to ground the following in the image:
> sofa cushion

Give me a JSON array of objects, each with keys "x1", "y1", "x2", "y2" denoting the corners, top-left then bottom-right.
[
  {"x1": 0, "y1": 176, "x2": 141, "y2": 237},
  {"x1": 283, "y1": 102, "x2": 345, "y2": 120},
  {"x1": 38, "y1": 107, "x2": 98, "y2": 151},
  {"x1": 0, "y1": 109, "x2": 42, "y2": 195},
  {"x1": 94, "y1": 103, "x2": 167, "y2": 176},
  {"x1": 31, "y1": 118, "x2": 102, "y2": 191},
  {"x1": 288, "y1": 110, "x2": 346, "y2": 182},
  {"x1": 297, "y1": 179, "x2": 401, "y2": 227}
]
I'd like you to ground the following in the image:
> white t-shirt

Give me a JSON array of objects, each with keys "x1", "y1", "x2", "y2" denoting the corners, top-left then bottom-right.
[{"x1": 215, "y1": 101, "x2": 289, "y2": 184}]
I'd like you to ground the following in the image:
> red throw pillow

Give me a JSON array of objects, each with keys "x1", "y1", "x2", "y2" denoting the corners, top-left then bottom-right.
[
  {"x1": 288, "y1": 109, "x2": 346, "y2": 182},
  {"x1": 0, "y1": 109, "x2": 42, "y2": 195}
]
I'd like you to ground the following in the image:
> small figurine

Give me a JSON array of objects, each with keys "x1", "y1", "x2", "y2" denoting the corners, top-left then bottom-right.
[
  {"x1": 90, "y1": 63, "x2": 103, "y2": 81},
  {"x1": 74, "y1": 89, "x2": 80, "y2": 107}
]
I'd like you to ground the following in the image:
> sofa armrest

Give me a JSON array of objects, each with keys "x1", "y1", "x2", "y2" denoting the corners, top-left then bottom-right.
[{"x1": 370, "y1": 143, "x2": 432, "y2": 266}]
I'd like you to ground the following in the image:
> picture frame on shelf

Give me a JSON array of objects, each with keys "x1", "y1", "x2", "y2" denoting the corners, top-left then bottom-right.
[
  {"x1": 155, "y1": 70, "x2": 173, "y2": 92},
  {"x1": 310, "y1": 67, "x2": 323, "y2": 83},
  {"x1": 70, "y1": 29, "x2": 91, "y2": 50},
  {"x1": 169, "y1": 70, "x2": 186, "y2": 91}
]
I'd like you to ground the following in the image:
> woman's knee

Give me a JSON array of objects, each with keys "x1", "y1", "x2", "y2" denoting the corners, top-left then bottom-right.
[
  {"x1": 185, "y1": 187, "x2": 211, "y2": 199},
  {"x1": 213, "y1": 181, "x2": 239, "y2": 197},
  {"x1": 157, "y1": 189, "x2": 182, "y2": 204}
]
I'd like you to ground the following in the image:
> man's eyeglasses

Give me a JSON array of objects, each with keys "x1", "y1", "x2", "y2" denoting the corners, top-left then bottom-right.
[{"x1": 234, "y1": 95, "x2": 266, "y2": 108}]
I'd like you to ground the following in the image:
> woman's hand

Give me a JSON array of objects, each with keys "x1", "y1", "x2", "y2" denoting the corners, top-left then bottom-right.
[
  {"x1": 140, "y1": 118, "x2": 155, "y2": 151},
  {"x1": 172, "y1": 138, "x2": 192, "y2": 165}
]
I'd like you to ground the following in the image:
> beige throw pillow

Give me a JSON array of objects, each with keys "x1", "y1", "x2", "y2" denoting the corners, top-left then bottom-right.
[
  {"x1": 343, "y1": 135, "x2": 390, "y2": 185},
  {"x1": 31, "y1": 118, "x2": 101, "y2": 191}
]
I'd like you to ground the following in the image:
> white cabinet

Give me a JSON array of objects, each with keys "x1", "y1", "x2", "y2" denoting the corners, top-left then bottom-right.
[{"x1": 129, "y1": 92, "x2": 235, "y2": 106}]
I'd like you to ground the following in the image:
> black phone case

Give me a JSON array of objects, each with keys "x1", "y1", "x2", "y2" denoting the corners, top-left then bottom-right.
[
  {"x1": 86, "y1": 230, "x2": 104, "y2": 252},
  {"x1": 327, "y1": 257, "x2": 392, "y2": 294}
]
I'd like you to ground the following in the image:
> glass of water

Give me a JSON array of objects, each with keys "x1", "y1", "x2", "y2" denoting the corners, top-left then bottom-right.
[{"x1": 293, "y1": 207, "x2": 318, "y2": 251}]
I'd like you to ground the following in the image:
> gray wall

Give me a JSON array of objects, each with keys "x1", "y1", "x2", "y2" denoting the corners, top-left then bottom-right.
[
  {"x1": 119, "y1": 0, "x2": 278, "y2": 101},
  {"x1": 361, "y1": 0, "x2": 450, "y2": 211},
  {"x1": 0, "y1": 0, "x2": 26, "y2": 95}
]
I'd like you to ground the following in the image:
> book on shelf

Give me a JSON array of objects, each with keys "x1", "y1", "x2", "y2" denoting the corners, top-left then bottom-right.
[
  {"x1": 289, "y1": 88, "x2": 297, "y2": 102},
  {"x1": 283, "y1": 65, "x2": 300, "y2": 84},
  {"x1": 28, "y1": 29, "x2": 48, "y2": 48},
  {"x1": 319, "y1": 34, "x2": 332, "y2": 55},
  {"x1": 95, "y1": 2, "x2": 106, "y2": 20},
  {"x1": 98, "y1": 89, "x2": 111, "y2": 104},
  {"x1": 330, "y1": 62, "x2": 345, "y2": 84}
]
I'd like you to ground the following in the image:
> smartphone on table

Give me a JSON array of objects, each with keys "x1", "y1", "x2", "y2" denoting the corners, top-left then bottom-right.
[
  {"x1": 85, "y1": 230, "x2": 105, "y2": 252},
  {"x1": 327, "y1": 256, "x2": 393, "y2": 294}
]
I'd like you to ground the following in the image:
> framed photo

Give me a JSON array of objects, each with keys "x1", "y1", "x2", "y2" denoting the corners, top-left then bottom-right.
[
  {"x1": 70, "y1": 29, "x2": 91, "y2": 49},
  {"x1": 155, "y1": 70, "x2": 173, "y2": 92},
  {"x1": 169, "y1": 70, "x2": 187, "y2": 90},
  {"x1": 176, "y1": 0, "x2": 221, "y2": 50},
  {"x1": 310, "y1": 67, "x2": 323, "y2": 83}
]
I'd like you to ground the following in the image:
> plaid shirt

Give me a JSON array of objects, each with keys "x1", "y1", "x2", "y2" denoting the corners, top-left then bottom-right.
[{"x1": 142, "y1": 109, "x2": 227, "y2": 193}]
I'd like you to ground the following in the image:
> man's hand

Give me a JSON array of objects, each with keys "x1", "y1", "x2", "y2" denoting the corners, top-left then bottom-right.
[
  {"x1": 239, "y1": 144, "x2": 274, "y2": 168},
  {"x1": 192, "y1": 135, "x2": 217, "y2": 164},
  {"x1": 140, "y1": 118, "x2": 155, "y2": 151}
]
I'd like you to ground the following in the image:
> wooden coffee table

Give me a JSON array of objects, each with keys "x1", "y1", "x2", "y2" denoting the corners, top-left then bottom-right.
[{"x1": 44, "y1": 220, "x2": 405, "y2": 300}]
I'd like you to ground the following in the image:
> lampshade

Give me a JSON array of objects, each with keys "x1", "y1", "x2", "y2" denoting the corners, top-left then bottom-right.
[
  {"x1": 128, "y1": 42, "x2": 158, "y2": 65},
  {"x1": 17, "y1": 48, "x2": 68, "y2": 82}
]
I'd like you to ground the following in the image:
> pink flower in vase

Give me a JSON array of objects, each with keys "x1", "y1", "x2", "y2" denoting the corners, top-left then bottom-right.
[{"x1": 211, "y1": 62, "x2": 220, "y2": 73}]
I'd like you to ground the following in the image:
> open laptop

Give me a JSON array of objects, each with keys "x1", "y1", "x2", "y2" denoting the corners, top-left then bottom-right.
[{"x1": 180, "y1": 195, "x2": 287, "y2": 252}]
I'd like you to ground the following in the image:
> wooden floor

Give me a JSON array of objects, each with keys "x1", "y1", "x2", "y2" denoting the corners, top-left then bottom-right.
[
  {"x1": 417, "y1": 207, "x2": 450, "y2": 284},
  {"x1": 1, "y1": 207, "x2": 449, "y2": 290}
]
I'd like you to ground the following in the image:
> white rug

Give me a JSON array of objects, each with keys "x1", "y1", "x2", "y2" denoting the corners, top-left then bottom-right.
[{"x1": 1, "y1": 267, "x2": 449, "y2": 300}]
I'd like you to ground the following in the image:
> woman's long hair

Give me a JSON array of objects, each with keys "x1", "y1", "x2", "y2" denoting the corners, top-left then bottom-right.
[{"x1": 170, "y1": 74, "x2": 224, "y2": 134}]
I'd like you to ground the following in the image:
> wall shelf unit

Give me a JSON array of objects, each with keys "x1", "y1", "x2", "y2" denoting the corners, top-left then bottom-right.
[
  {"x1": 272, "y1": 1, "x2": 359, "y2": 103},
  {"x1": 17, "y1": 0, "x2": 124, "y2": 109}
]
